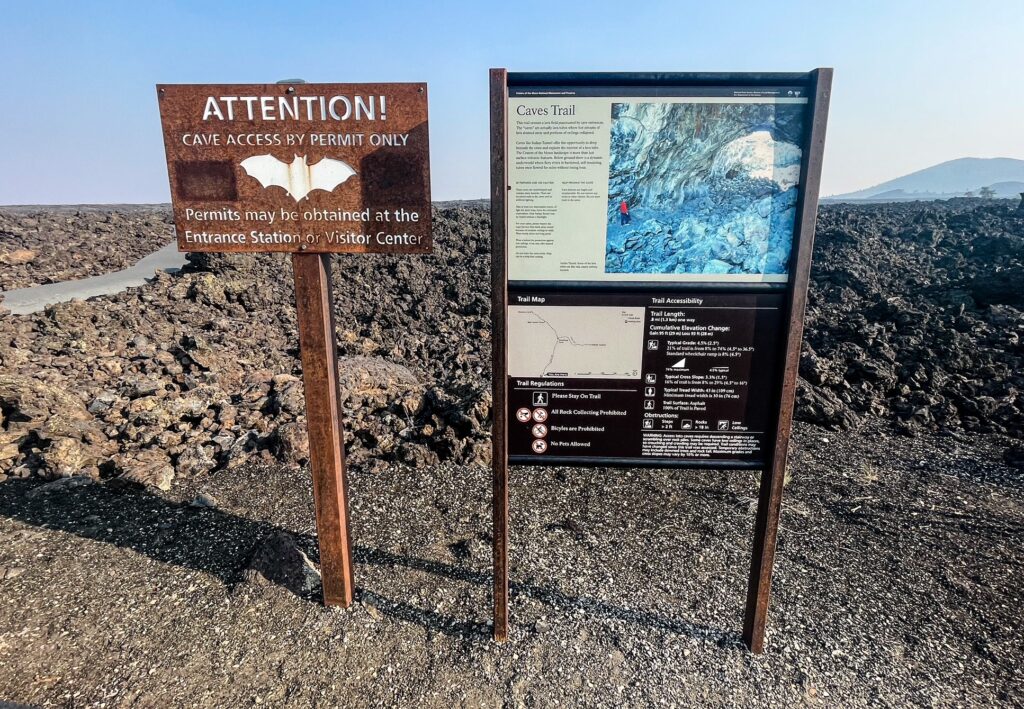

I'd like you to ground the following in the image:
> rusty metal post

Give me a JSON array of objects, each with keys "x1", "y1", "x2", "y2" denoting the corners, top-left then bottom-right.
[
  {"x1": 743, "y1": 68, "x2": 832, "y2": 653},
  {"x1": 490, "y1": 67, "x2": 510, "y2": 642},
  {"x1": 292, "y1": 252, "x2": 354, "y2": 606}
]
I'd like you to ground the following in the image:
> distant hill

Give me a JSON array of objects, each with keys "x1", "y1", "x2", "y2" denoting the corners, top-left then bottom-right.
[{"x1": 826, "y1": 157, "x2": 1024, "y2": 202}]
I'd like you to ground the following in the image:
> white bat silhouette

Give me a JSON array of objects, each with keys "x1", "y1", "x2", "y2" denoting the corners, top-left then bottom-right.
[{"x1": 240, "y1": 154, "x2": 356, "y2": 201}]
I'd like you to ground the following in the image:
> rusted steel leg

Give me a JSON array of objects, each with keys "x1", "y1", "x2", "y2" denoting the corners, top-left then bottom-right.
[
  {"x1": 292, "y1": 252, "x2": 354, "y2": 607},
  {"x1": 490, "y1": 67, "x2": 510, "y2": 642},
  {"x1": 743, "y1": 455, "x2": 788, "y2": 652},
  {"x1": 493, "y1": 451, "x2": 509, "y2": 642},
  {"x1": 744, "y1": 68, "x2": 832, "y2": 653}
]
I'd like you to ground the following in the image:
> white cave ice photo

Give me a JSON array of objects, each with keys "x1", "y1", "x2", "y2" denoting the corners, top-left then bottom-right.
[{"x1": 605, "y1": 101, "x2": 806, "y2": 277}]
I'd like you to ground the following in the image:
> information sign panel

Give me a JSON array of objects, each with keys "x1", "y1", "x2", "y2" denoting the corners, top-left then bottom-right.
[
  {"x1": 507, "y1": 85, "x2": 807, "y2": 284},
  {"x1": 156, "y1": 80, "x2": 433, "y2": 610},
  {"x1": 490, "y1": 69, "x2": 832, "y2": 652}
]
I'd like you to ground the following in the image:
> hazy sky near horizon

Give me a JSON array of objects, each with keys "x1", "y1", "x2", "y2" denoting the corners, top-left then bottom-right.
[{"x1": 2, "y1": 0, "x2": 1022, "y2": 204}]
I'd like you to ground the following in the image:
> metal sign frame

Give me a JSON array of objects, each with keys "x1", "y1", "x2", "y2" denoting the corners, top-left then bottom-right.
[{"x1": 489, "y1": 68, "x2": 832, "y2": 651}]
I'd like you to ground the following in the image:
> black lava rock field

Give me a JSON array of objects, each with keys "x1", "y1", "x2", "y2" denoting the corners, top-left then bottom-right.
[
  {"x1": 0, "y1": 205, "x2": 173, "y2": 290},
  {"x1": 0, "y1": 200, "x2": 1021, "y2": 707},
  {"x1": 801, "y1": 200, "x2": 1023, "y2": 447},
  {"x1": 0, "y1": 200, "x2": 1022, "y2": 489}
]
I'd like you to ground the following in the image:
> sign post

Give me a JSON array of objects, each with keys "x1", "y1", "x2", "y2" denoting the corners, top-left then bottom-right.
[
  {"x1": 489, "y1": 69, "x2": 831, "y2": 649},
  {"x1": 744, "y1": 70, "x2": 832, "y2": 651},
  {"x1": 292, "y1": 252, "x2": 354, "y2": 605},
  {"x1": 489, "y1": 69, "x2": 511, "y2": 641},
  {"x1": 157, "y1": 82, "x2": 431, "y2": 605}
]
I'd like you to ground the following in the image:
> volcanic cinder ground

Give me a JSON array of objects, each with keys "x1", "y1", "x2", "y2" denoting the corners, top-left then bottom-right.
[{"x1": 0, "y1": 201, "x2": 1021, "y2": 707}]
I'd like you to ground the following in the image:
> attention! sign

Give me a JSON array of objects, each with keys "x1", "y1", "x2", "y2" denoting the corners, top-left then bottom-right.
[
  {"x1": 155, "y1": 80, "x2": 433, "y2": 609},
  {"x1": 157, "y1": 82, "x2": 431, "y2": 253}
]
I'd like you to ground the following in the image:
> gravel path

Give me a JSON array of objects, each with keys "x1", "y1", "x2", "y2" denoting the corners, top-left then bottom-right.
[
  {"x1": 1, "y1": 243, "x2": 187, "y2": 315},
  {"x1": 0, "y1": 422, "x2": 1019, "y2": 707},
  {"x1": 0, "y1": 206, "x2": 173, "y2": 291}
]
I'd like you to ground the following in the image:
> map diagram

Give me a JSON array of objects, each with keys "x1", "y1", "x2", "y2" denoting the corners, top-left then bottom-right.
[{"x1": 508, "y1": 306, "x2": 645, "y2": 379}]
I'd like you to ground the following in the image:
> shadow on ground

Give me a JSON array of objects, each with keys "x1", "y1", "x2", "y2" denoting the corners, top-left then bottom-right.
[{"x1": 0, "y1": 478, "x2": 735, "y2": 645}]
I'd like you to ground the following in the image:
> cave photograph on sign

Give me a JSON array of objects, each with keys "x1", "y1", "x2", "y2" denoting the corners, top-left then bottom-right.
[{"x1": 605, "y1": 101, "x2": 806, "y2": 278}]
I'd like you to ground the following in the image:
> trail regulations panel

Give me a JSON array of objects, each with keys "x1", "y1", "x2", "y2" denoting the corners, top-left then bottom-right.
[
  {"x1": 157, "y1": 83, "x2": 431, "y2": 253},
  {"x1": 507, "y1": 292, "x2": 783, "y2": 465}
]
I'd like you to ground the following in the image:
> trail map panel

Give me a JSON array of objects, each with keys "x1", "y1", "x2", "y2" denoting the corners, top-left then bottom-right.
[
  {"x1": 501, "y1": 77, "x2": 813, "y2": 468},
  {"x1": 507, "y1": 306, "x2": 644, "y2": 379},
  {"x1": 157, "y1": 82, "x2": 431, "y2": 254}
]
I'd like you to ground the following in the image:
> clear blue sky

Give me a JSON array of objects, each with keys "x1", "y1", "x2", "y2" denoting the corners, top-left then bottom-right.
[{"x1": 2, "y1": 0, "x2": 1022, "y2": 204}]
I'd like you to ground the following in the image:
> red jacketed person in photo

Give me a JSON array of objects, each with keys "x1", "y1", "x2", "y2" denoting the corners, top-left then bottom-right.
[{"x1": 619, "y1": 199, "x2": 631, "y2": 225}]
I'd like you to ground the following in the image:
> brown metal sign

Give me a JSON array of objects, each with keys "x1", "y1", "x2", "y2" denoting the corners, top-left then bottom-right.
[{"x1": 157, "y1": 82, "x2": 431, "y2": 253}]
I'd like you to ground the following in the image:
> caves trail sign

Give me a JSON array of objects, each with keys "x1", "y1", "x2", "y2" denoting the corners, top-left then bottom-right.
[
  {"x1": 157, "y1": 81, "x2": 431, "y2": 609},
  {"x1": 489, "y1": 69, "x2": 832, "y2": 651}
]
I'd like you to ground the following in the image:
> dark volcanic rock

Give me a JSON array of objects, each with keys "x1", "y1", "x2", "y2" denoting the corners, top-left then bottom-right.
[
  {"x1": 0, "y1": 200, "x2": 1020, "y2": 487},
  {"x1": 0, "y1": 206, "x2": 492, "y2": 484},
  {"x1": 795, "y1": 380, "x2": 862, "y2": 429},
  {"x1": 23, "y1": 474, "x2": 94, "y2": 499},
  {"x1": 804, "y1": 200, "x2": 1024, "y2": 437},
  {"x1": 243, "y1": 531, "x2": 321, "y2": 596}
]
